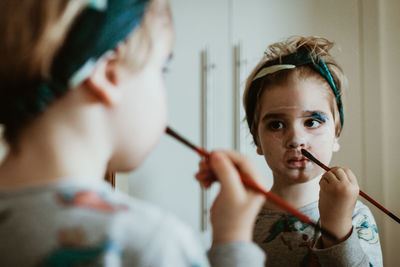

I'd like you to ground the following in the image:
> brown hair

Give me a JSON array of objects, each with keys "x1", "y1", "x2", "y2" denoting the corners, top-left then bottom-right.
[
  {"x1": 0, "y1": 0, "x2": 161, "y2": 145},
  {"x1": 242, "y1": 36, "x2": 347, "y2": 146},
  {"x1": 0, "y1": 1, "x2": 87, "y2": 82}
]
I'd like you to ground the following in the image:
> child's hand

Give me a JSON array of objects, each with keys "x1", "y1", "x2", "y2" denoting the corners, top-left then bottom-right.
[
  {"x1": 195, "y1": 156, "x2": 216, "y2": 189},
  {"x1": 195, "y1": 150, "x2": 266, "y2": 245},
  {"x1": 318, "y1": 166, "x2": 359, "y2": 247}
]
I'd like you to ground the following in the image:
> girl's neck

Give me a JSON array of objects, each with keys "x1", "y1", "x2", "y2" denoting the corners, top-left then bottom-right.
[
  {"x1": 265, "y1": 175, "x2": 321, "y2": 210},
  {"x1": 0, "y1": 101, "x2": 111, "y2": 191}
]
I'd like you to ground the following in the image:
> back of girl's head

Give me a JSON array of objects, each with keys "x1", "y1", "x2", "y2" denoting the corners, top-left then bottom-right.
[
  {"x1": 243, "y1": 36, "x2": 347, "y2": 146},
  {"x1": 0, "y1": 0, "x2": 162, "y2": 146},
  {"x1": 0, "y1": 1, "x2": 83, "y2": 144}
]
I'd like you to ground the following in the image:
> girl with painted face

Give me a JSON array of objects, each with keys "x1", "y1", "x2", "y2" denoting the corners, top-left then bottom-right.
[
  {"x1": 242, "y1": 36, "x2": 382, "y2": 266},
  {"x1": 0, "y1": 0, "x2": 266, "y2": 266}
]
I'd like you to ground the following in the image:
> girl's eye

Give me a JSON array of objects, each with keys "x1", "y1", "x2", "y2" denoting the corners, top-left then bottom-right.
[
  {"x1": 267, "y1": 121, "x2": 285, "y2": 130},
  {"x1": 304, "y1": 119, "x2": 321, "y2": 128}
]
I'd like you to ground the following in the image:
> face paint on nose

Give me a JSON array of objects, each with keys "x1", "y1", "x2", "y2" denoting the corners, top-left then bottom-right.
[{"x1": 286, "y1": 126, "x2": 310, "y2": 149}]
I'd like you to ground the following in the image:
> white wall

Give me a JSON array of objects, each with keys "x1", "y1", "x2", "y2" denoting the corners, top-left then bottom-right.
[
  {"x1": 380, "y1": 0, "x2": 400, "y2": 265},
  {"x1": 359, "y1": 0, "x2": 386, "y2": 261}
]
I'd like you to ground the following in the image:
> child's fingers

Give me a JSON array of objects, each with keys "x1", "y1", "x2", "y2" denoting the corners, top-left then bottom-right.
[
  {"x1": 319, "y1": 175, "x2": 329, "y2": 186},
  {"x1": 329, "y1": 167, "x2": 358, "y2": 185},
  {"x1": 196, "y1": 165, "x2": 212, "y2": 177},
  {"x1": 195, "y1": 171, "x2": 215, "y2": 188},
  {"x1": 209, "y1": 151, "x2": 246, "y2": 198},
  {"x1": 214, "y1": 150, "x2": 267, "y2": 189},
  {"x1": 195, "y1": 169, "x2": 212, "y2": 180},
  {"x1": 321, "y1": 171, "x2": 339, "y2": 185},
  {"x1": 342, "y1": 168, "x2": 358, "y2": 185},
  {"x1": 199, "y1": 159, "x2": 210, "y2": 170},
  {"x1": 329, "y1": 167, "x2": 347, "y2": 182},
  {"x1": 320, "y1": 167, "x2": 360, "y2": 200}
]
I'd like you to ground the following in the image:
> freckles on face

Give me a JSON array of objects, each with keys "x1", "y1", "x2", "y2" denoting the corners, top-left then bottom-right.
[{"x1": 255, "y1": 78, "x2": 338, "y2": 180}]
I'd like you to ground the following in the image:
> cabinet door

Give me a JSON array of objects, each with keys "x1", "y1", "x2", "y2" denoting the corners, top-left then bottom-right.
[
  {"x1": 232, "y1": 0, "x2": 362, "y2": 188},
  {"x1": 116, "y1": 0, "x2": 231, "y2": 243}
]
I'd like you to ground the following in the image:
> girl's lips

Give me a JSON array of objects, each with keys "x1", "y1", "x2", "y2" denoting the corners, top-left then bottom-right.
[{"x1": 286, "y1": 158, "x2": 310, "y2": 168}]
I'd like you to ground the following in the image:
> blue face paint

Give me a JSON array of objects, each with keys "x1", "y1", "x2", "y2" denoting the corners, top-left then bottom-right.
[
  {"x1": 311, "y1": 112, "x2": 328, "y2": 123},
  {"x1": 305, "y1": 111, "x2": 328, "y2": 123}
]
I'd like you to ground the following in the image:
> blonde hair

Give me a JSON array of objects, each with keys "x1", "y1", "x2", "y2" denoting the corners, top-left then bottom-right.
[
  {"x1": 0, "y1": 0, "x2": 159, "y2": 144},
  {"x1": 243, "y1": 36, "x2": 347, "y2": 146}
]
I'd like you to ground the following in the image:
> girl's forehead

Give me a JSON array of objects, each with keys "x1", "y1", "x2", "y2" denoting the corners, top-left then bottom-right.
[
  {"x1": 261, "y1": 105, "x2": 329, "y2": 113},
  {"x1": 259, "y1": 79, "x2": 334, "y2": 114}
]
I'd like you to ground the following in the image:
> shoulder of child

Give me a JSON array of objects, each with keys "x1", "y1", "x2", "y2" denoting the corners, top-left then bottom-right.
[{"x1": 109, "y1": 190, "x2": 209, "y2": 266}]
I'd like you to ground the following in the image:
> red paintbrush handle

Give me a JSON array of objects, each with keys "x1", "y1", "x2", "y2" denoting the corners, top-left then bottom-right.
[
  {"x1": 239, "y1": 174, "x2": 313, "y2": 224},
  {"x1": 359, "y1": 190, "x2": 400, "y2": 223},
  {"x1": 194, "y1": 147, "x2": 209, "y2": 158},
  {"x1": 359, "y1": 190, "x2": 389, "y2": 213}
]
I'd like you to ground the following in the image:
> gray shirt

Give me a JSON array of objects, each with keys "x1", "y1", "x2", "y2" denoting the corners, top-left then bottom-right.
[
  {"x1": 0, "y1": 178, "x2": 265, "y2": 266},
  {"x1": 254, "y1": 200, "x2": 382, "y2": 267}
]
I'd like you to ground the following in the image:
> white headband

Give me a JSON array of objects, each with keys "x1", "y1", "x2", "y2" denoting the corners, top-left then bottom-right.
[{"x1": 252, "y1": 64, "x2": 296, "y2": 81}]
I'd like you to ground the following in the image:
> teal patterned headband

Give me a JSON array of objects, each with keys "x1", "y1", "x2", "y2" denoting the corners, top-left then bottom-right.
[
  {"x1": 245, "y1": 48, "x2": 344, "y2": 133},
  {"x1": 0, "y1": 0, "x2": 150, "y2": 126}
]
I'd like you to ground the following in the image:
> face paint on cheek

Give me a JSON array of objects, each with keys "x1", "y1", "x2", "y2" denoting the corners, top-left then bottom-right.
[
  {"x1": 312, "y1": 128, "x2": 330, "y2": 142},
  {"x1": 309, "y1": 129, "x2": 334, "y2": 147},
  {"x1": 321, "y1": 118, "x2": 337, "y2": 141},
  {"x1": 304, "y1": 110, "x2": 336, "y2": 142}
]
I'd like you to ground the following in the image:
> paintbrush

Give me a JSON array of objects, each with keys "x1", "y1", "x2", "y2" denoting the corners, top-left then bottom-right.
[
  {"x1": 166, "y1": 126, "x2": 338, "y2": 240},
  {"x1": 301, "y1": 148, "x2": 400, "y2": 224}
]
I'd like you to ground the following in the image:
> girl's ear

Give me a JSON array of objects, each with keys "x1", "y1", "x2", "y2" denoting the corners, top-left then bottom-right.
[
  {"x1": 333, "y1": 137, "x2": 340, "y2": 152},
  {"x1": 255, "y1": 137, "x2": 264, "y2": 155},
  {"x1": 256, "y1": 143, "x2": 264, "y2": 155},
  {"x1": 84, "y1": 54, "x2": 122, "y2": 106}
]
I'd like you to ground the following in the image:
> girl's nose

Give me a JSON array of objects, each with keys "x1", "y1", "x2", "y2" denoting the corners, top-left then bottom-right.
[{"x1": 285, "y1": 126, "x2": 307, "y2": 149}]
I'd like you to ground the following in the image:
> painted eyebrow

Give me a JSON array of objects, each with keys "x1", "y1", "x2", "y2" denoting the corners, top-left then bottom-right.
[
  {"x1": 260, "y1": 111, "x2": 329, "y2": 123},
  {"x1": 303, "y1": 111, "x2": 329, "y2": 122}
]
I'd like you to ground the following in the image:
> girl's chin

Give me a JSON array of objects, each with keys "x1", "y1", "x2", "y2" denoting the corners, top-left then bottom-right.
[{"x1": 276, "y1": 169, "x2": 322, "y2": 184}]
